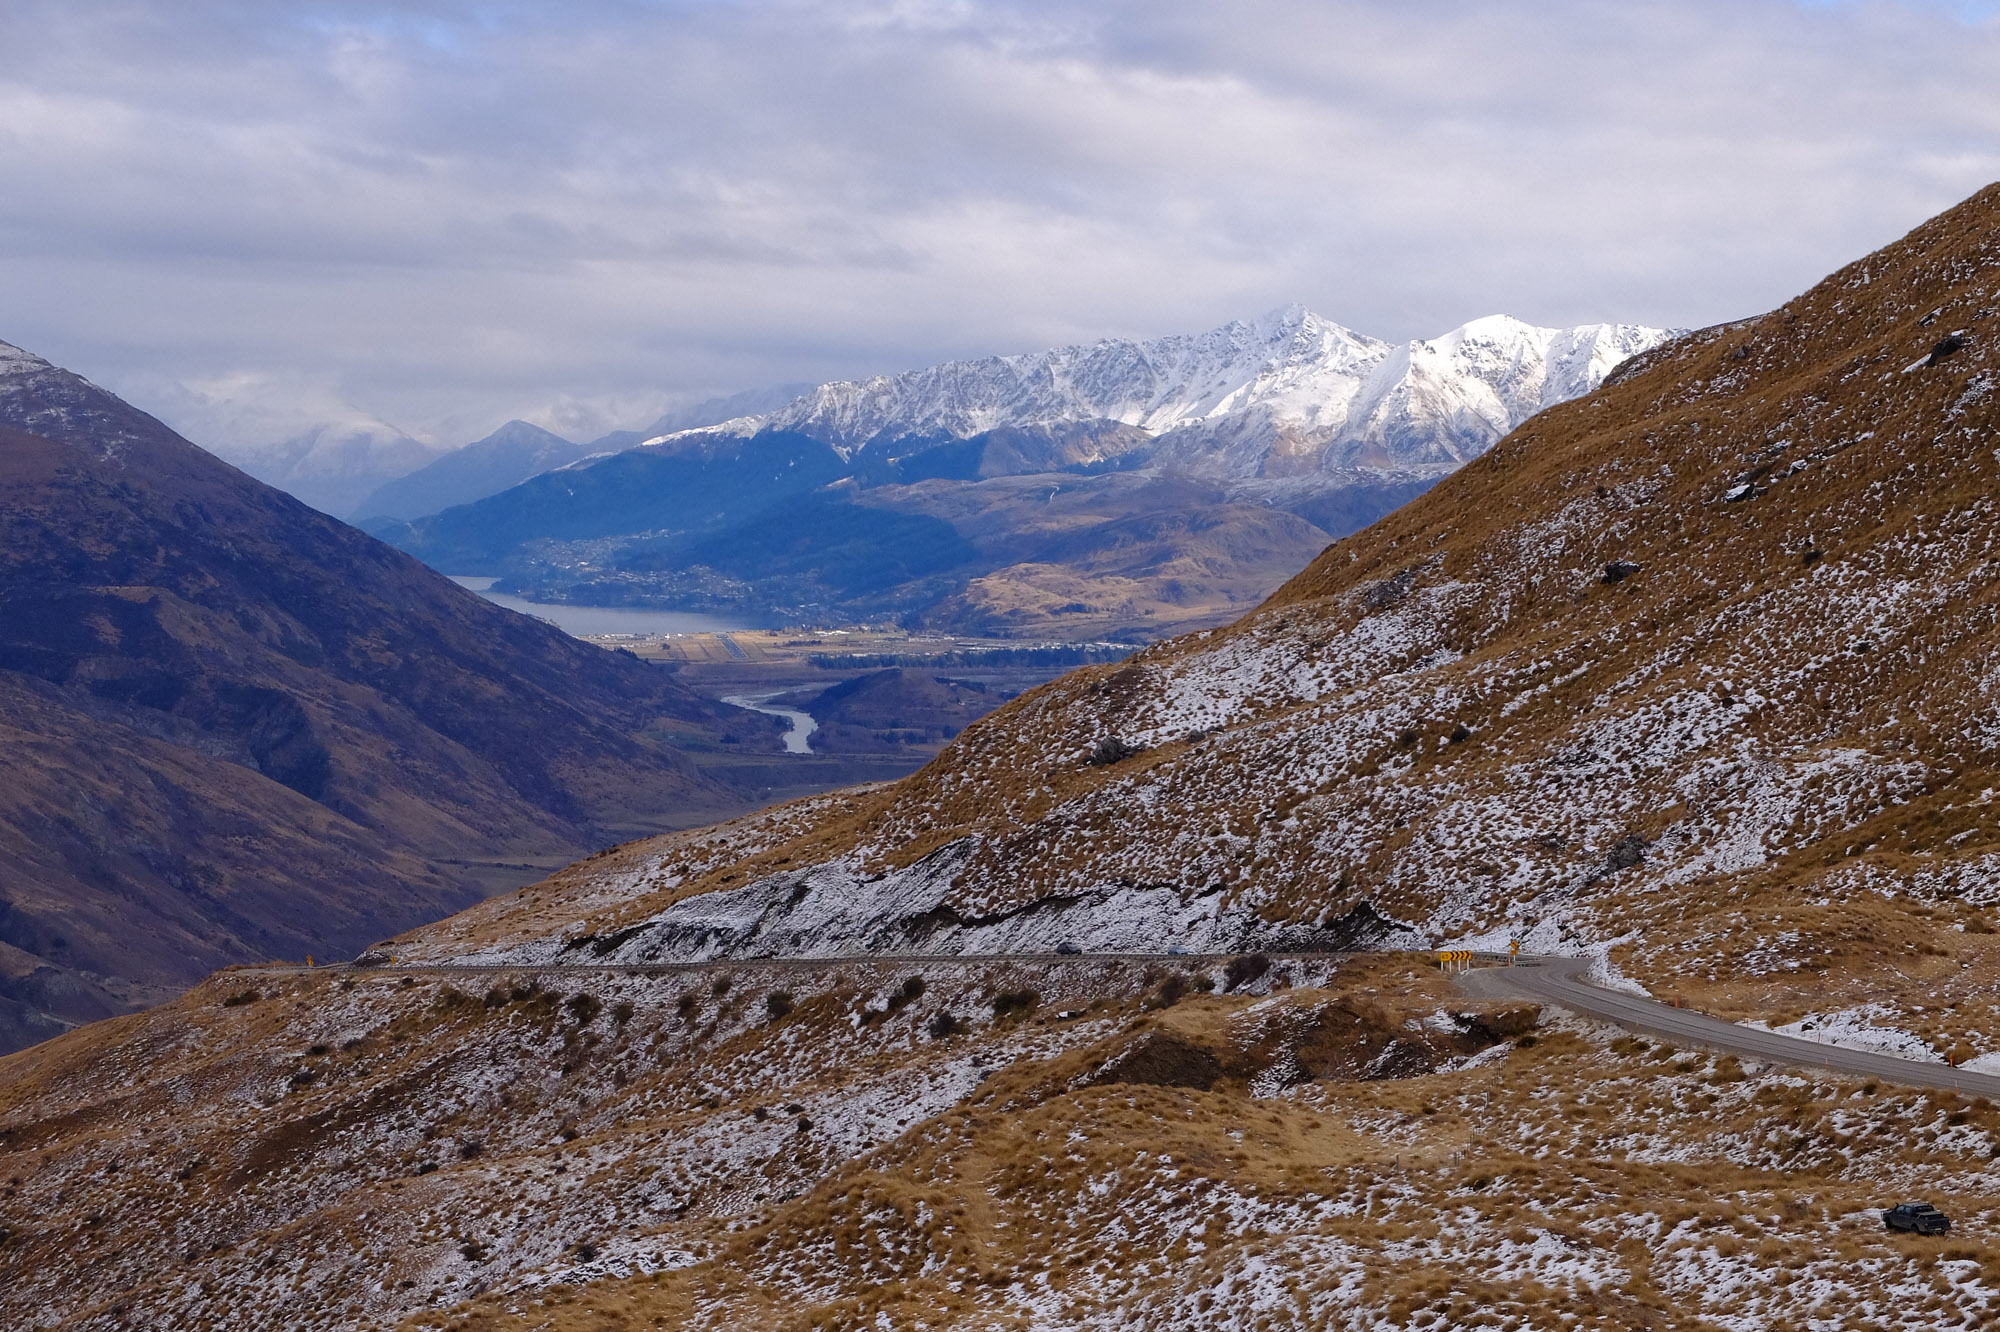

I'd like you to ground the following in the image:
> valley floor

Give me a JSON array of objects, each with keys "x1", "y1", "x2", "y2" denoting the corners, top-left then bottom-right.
[{"x1": 617, "y1": 627, "x2": 1137, "y2": 803}]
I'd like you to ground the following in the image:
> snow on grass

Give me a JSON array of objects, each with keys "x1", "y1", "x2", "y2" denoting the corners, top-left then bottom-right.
[{"x1": 1742, "y1": 1005, "x2": 1943, "y2": 1063}]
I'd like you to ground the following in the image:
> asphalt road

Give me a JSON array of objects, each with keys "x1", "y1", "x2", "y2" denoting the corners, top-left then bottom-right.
[
  {"x1": 244, "y1": 950, "x2": 1329, "y2": 979},
  {"x1": 1461, "y1": 955, "x2": 2000, "y2": 1099},
  {"x1": 252, "y1": 949, "x2": 2000, "y2": 1098}
]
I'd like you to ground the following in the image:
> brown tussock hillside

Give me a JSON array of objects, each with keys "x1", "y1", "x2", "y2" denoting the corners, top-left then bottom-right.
[
  {"x1": 15, "y1": 185, "x2": 2000, "y2": 1332},
  {"x1": 397, "y1": 184, "x2": 2000, "y2": 1043}
]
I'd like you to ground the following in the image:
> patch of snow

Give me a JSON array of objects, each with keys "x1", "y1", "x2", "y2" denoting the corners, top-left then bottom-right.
[{"x1": 1742, "y1": 1005, "x2": 1942, "y2": 1063}]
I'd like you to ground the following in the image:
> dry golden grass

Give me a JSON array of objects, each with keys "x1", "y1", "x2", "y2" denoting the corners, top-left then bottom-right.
[
  {"x1": 410, "y1": 976, "x2": 2000, "y2": 1332},
  {"x1": 9, "y1": 953, "x2": 1999, "y2": 1330}
]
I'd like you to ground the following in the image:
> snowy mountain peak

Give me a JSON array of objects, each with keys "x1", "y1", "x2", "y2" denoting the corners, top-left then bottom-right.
[
  {"x1": 0, "y1": 335, "x2": 168, "y2": 463},
  {"x1": 0, "y1": 339, "x2": 57, "y2": 378},
  {"x1": 657, "y1": 308, "x2": 1672, "y2": 481}
]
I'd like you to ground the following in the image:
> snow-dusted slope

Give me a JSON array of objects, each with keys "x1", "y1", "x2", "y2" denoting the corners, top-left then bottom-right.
[{"x1": 656, "y1": 307, "x2": 1671, "y2": 480}]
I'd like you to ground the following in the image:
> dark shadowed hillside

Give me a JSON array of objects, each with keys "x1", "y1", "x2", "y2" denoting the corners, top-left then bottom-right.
[
  {"x1": 0, "y1": 342, "x2": 774, "y2": 1051},
  {"x1": 789, "y1": 668, "x2": 1022, "y2": 754}
]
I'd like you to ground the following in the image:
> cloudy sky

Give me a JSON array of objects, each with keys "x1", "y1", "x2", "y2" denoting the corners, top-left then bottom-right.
[{"x1": 4, "y1": 0, "x2": 1999, "y2": 452}]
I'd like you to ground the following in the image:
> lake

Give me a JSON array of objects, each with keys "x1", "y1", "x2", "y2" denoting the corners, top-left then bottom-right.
[{"x1": 449, "y1": 578, "x2": 754, "y2": 638}]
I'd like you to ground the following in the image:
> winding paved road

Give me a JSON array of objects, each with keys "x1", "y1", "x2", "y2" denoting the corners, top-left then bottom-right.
[
  {"x1": 1461, "y1": 955, "x2": 2000, "y2": 1098},
  {"x1": 257, "y1": 949, "x2": 2000, "y2": 1098}
]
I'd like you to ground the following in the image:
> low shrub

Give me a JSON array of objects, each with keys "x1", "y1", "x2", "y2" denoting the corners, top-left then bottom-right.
[
  {"x1": 992, "y1": 990, "x2": 1038, "y2": 1020},
  {"x1": 435, "y1": 986, "x2": 481, "y2": 1015},
  {"x1": 1223, "y1": 954, "x2": 1271, "y2": 991},
  {"x1": 887, "y1": 976, "x2": 926, "y2": 1013}
]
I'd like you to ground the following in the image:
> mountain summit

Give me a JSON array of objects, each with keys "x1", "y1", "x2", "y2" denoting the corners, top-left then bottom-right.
[
  {"x1": 389, "y1": 310, "x2": 1666, "y2": 636},
  {"x1": 650, "y1": 306, "x2": 1666, "y2": 477},
  {"x1": 353, "y1": 419, "x2": 590, "y2": 522}
]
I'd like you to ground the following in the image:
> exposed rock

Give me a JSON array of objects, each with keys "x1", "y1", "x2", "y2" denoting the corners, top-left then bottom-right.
[
  {"x1": 1926, "y1": 332, "x2": 1971, "y2": 366},
  {"x1": 1361, "y1": 567, "x2": 1417, "y2": 610},
  {"x1": 1087, "y1": 735, "x2": 1139, "y2": 767},
  {"x1": 1606, "y1": 834, "x2": 1648, "y2": 872},
  {"x1": 1449, "y1": 1002, "x2": 1542, "y2": 1044}
]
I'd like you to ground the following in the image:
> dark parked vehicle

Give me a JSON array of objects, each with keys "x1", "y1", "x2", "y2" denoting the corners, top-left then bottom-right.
[
  {"x1": 1055, "y1": 941, "x2": 1082, "y2": 956},
  {"x1": 1883, "y1": 1202, "x2": 1951, "y2": 1235}
]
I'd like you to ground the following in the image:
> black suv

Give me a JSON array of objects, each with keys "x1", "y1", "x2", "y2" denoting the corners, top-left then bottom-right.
[{"x1": 1883, "y1": 1202, "x2": 1951, "y2": 1235}]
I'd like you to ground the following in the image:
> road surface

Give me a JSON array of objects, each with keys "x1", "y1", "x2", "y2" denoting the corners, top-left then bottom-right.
[
  {"x1": 1461, "y1": 955, "x2": 2000, "y2": 1098},
  {"x1": 251, "y1": 949, "x2": 1999, "y2": 1098},
  {"x1": 251, "y1": 950, "x2": 1317, "y2": 979}
]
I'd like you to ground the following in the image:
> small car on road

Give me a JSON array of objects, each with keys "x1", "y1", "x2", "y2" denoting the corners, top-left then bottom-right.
[
  {"x1": 1883, "y1": 1202, "x2": 1951, "y2": 1235},
  {"x1": 1055, "y1": 941, "x2": 1082, "y2": 956}
]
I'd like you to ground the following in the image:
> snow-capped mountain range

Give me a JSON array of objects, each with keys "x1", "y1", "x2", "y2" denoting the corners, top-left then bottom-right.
[
  {"x1": 381, "y1": 306, "x2": 1674, "y2": 637},
  {"x1": 648, "y1": 307, "x2": 1672, "y2": 481}
]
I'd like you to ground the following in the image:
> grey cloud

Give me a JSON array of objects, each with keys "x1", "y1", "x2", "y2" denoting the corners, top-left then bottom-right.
[{"x1": 1, "y1": 0, "x2": 1996, "y2": 449}]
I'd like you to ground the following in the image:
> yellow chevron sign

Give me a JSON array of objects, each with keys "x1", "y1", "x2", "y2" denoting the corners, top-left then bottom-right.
[{"x1": 1437, "y1": 949, "x2": 1473, "y2": 971}]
